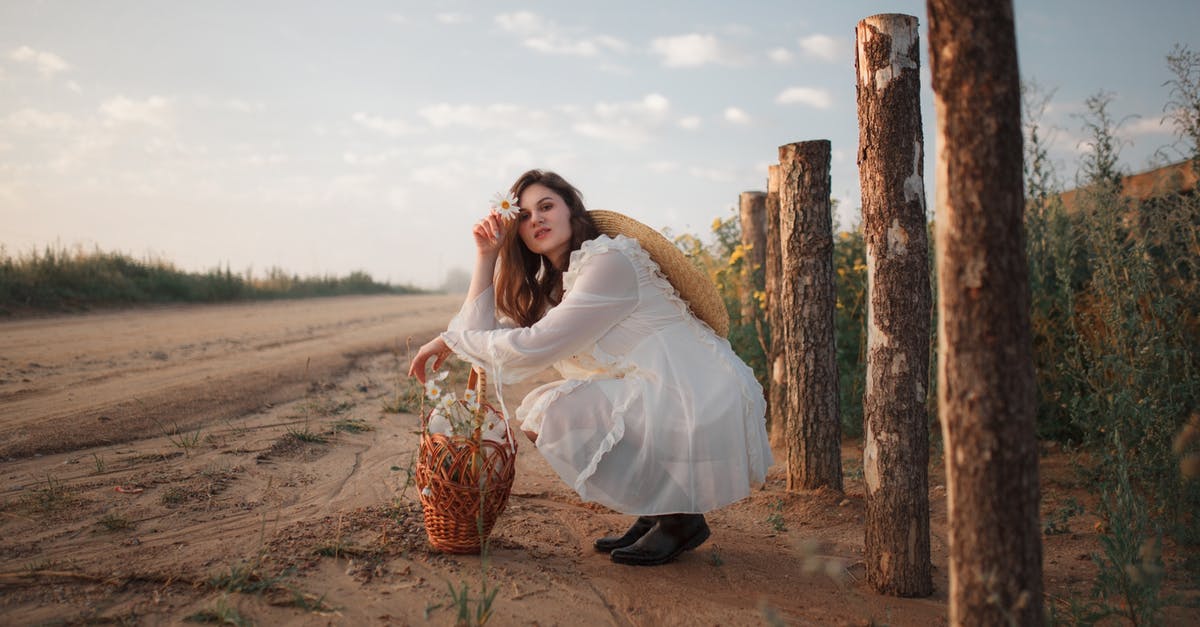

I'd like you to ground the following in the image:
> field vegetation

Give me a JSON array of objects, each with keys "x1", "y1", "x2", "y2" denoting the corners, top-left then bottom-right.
[
  {"x1": 0, "y1": 247, "x2": 422, "y2": 315},
  {"x1": 684, "y1": 45, "x2": 1199, "y2": 624}
]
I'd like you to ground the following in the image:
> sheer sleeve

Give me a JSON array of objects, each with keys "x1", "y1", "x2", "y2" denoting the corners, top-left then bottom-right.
[
  {"x1": 446, "y1": 285, "x2": 521, "y2": 332},
  {"x1": 447, "y1": 286, "x2": 497, "y2": 332},
  {"x1": 440, "y1": 248, "x2": 639, "y2": 383}
]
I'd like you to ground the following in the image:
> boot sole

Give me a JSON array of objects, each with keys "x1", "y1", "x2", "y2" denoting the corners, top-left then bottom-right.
[
  {"x1": 610, "y1": 526, "x2": 711, "y2": 566},
  {"x1": 593, "y1": 520, "x2": 658, "y2": 553}
]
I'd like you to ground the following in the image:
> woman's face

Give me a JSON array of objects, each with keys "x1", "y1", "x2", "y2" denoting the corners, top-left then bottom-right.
[{"x1": 516, "y1": 183, "x2": 574, "y2": 269}]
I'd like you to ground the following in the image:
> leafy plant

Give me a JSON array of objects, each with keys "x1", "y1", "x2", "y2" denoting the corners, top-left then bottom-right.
[
  {"x1": 1090, "y1": 435, "x2": 1167, "y2": 626},
  {"x1": 447, "y1": 579, "x2": 498, "y2": 627},
  {"x1": 27, "y1": 474, "x2": 71, "y2": 512},
  {"x1": 285, "y1": 422, "x2": 327, "y2": 444},
  {"x1": 833, "y1": 227, "x2": 868, "y2": 438},
  {"x1": 96, "y1": 513, "x2": 132, "y2": 532},
  {"x1": 1043, "y1": 497, "x2": 1083, "y2": 536},
  {"x1": 331, "y1": 418, "x2": 372, "y2": 433},
  {"x1": 152, "y1": 416, "x2": 204, "y2": 455},
  {"x1": 766, "y1": 498, "x2": 787, "y2": 532},
  {"x1": 185, "y1": 596, "x2": 251, "y2": 626}
]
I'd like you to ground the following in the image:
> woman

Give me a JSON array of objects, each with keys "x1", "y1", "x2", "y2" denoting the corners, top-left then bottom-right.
[{"x1": 409, "y1": 169, "x2": 772, "y2": 566}]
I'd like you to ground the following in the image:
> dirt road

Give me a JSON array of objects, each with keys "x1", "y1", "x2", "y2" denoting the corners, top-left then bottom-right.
[
  {"x1": 1, "y1": 297, "x2": 1190, "y2": 625},
  {"x1": 0, "y1": 295, "x2": 461, "y2": 459}
]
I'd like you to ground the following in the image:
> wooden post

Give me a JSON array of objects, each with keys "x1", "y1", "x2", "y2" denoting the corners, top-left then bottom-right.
[
  {"x1": 765, "y1": 166, "x2": 787, "y2": 450},
  {"x1": 778, "y1": 141, "x2": 842, "y2": 491},
  {"x1": 738, "y1": 191, "x2": 768, "y2": 325},
  {"x1": 855, "y1": 13, "x2": 933, "y2": 598},
  {"x1": 927, "y1": 1, "x2": 1044, "y2": 624}
]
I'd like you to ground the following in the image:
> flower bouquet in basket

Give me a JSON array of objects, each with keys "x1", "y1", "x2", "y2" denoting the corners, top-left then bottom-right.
[{"x1": 416, "y1": 365, "x2": 518, "y2": 554}]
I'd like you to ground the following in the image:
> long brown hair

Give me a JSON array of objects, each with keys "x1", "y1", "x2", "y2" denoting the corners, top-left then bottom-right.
[{"x1": 495, "y1": 170, "x2": 600, "y2": 327}]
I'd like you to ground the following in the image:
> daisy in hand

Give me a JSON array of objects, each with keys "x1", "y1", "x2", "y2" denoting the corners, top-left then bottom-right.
[{"x1": 490, "y1": 191, "x2": 521, "y2": 221}]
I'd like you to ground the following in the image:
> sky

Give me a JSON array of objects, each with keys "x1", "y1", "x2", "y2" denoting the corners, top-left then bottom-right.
[{"x1": 2, "y1": 1, "x2": 1198, "y2": 289}]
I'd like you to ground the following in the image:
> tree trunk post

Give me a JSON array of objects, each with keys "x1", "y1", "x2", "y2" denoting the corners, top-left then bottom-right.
[
  {"x1": 766, "y1": 166, "x2": 787, "y2": 450},
  {"x1": 927, "y1": 1, "x2": 1044, "y2": 624},
  {"x1": 855, "y1": 13, "x2": 934, "y2": 598},
  {"x1": 778, "y1": 140, "x2": 842, "y2": 491},
  {"x1": 738, "y1": 191, "x2": 768, "y2": 325}
]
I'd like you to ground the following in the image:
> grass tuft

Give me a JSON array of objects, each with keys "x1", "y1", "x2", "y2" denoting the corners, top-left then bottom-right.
[
  {"x1": 331, "y1": 418, "x2": 372, "y2": 434},
  {"x1": 185, "y1": 596, "x2": 251, "y2": 626}
]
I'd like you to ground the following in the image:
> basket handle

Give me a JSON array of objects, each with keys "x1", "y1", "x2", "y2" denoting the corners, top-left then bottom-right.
[
  {"x1": 467, "y1": 366, "x2": 486, "y2": 398},
  {"x1": 474, "y1": 364, "x2": 518, "y2": 454}
]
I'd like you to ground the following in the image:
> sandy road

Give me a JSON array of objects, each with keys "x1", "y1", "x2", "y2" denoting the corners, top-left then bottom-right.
[{"x1": 0, "y1": 294, "x2": 461, "y2": 459}]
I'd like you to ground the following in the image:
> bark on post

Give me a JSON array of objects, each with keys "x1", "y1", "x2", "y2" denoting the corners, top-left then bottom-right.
[
  {"x1": 778, "y1": 141, "x2": 842, "y2": 491},
  {"x1": 855, "y1": 13, "x2": 933, "y2": 598},
  {"x1": 738, "y1": 191, "x2": 768, "y2": 325},
  {"x1": 765, "y1": 166, "x2": 787, "y2": 450},
  {"x1": 927, "y1": 1, "x2": 1044, "y2": 624}
]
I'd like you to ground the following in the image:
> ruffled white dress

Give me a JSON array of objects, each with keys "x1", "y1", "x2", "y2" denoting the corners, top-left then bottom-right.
[{"x1": 440, "y1": 234, "x2": 772, "y2": 515}]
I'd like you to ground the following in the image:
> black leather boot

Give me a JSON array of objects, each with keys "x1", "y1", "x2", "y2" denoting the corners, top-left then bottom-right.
[
  {"x1": 609, "y1": 514, "x2": 710, "y2": 566},
  {"x1": 593, "y1": 516, "x2": 657, "y2": 553}
]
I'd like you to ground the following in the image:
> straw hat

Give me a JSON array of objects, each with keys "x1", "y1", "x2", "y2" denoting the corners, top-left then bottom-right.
[{"x1": 589, "y1": 209, "x2": 729, "y2": 337}]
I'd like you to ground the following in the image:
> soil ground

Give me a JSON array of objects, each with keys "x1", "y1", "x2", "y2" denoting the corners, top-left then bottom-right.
[{"x1": 0, "y1": 295, "x2": 1197, "y2": 625}]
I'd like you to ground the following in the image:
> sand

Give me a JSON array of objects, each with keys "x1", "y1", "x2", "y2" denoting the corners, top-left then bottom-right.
[{"x1": 0, "y1": 295, "x2": 1195, "y2": 625}]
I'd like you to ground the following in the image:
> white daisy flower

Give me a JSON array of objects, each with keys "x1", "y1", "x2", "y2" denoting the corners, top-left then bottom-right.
[
  {"x1": 427, "y1": 411, "x2": 453, "y2": 436},
  {"x1": 463, "y1": 388, "x2": 480, "y2": 411},
  {"x1": 491, "y1": 191, "x2": 521, "y2": 220},
  {"x1": 424, "y1": 379, "x2": 443, "y2": 399},
  {"x1": 482, "y1": 413, "x2": 508, "y2": 443}
]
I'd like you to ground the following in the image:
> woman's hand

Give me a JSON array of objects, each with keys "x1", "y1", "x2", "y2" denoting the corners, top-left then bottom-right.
[
  {"x1": 472, "y1": 211, "x2": 507, "y2": 258},
  {"x1": 408, "y1": 336, "x2": 452, "y2": 384}
]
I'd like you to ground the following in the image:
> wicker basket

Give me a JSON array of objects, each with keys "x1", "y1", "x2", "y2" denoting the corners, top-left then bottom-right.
[{"x1": 415, "y1": 367, "x2": 517, "y2": 554}]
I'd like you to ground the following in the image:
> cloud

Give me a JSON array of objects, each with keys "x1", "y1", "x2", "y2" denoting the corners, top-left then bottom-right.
[
  {"x1": 343, "y1": 149, "x2": 401, "y2": 167},
  {"x1": 241, "y1": 152, "x2": 289, "y2": 167},
  {"x1": 352, "y1": 112, "x2": 418, "y2": 136},
  {"x1": 495, "y1": 11, "x2": 627, "y2": 57},
  {"x1": 724, "y1": 107, "x2": 750, "y2": 125},
  {"x1": 688, "y1": 165, "x2": 737, "y2": 182},
  {"x1": 775, "y1": 86, "x2": 832, "y2": 109},
  {"x1": 419, "y1": 103, "x2": 548, "y2": 130},
  {"x1": 768, "y1": 47, "x2": 793, "y2": 64},
  {"x1": 678, "y1": 116, "x2": 702, "y2": 130},
  {"x1": 435, "y1": 12, "x2": 469, "y2": 25},
  {"x1": 3, "y1": 108, "x2": 78, "y2": 132},
  {"x1": 9, "y1": 45, "x2": 70, "y2": 76},
  {"x1": 100, "y1": 95, "x2": 172, "y2": 127},
  {"x1": 648, "y1": 161, "x2": 680, "y2": 173},
  {"x1": 571, "y1": 93, "x2": 673, "y2": 147},
  {"x1": 650, "y1": 33, "x2": 737, "y2": 68},
  {"x1": 1119, "y1": 113, "x2": 1173, "y2": 139},
  {"x1": 495, "y1": 10, "x2": 542, "y2": 33},
  {"x1": 799, "y1": 34, "x2": 842, "y2": 62},
  {"x1": 222, "y1": 99, "x2": 264, "y2": 113}
]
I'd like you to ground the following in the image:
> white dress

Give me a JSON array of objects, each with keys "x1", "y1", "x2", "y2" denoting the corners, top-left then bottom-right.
[{"x1": 440, "y1": 234, "x2": 772, "y2": 515}]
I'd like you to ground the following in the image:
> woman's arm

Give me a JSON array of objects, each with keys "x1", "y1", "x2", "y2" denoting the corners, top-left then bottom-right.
[
  {"x1": 408, "y1": 212, "x2": 510, "y2": 382},
  {"x1": 451, "y1": 212, "x2": 508, "y2": 329},
  {"x1": 419, "y1": 248, "x2": 639, "y2": 383}
]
